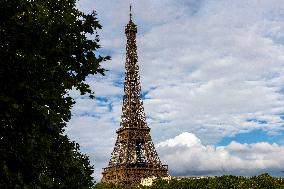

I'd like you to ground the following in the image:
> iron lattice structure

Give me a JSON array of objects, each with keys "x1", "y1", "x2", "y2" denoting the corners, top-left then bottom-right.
[{"x1": 101, "y1": 7, "x2": 168, "y2": 187}]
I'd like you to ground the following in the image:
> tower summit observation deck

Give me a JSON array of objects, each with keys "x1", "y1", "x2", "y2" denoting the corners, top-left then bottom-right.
[{"x1": 101, "y1": 5, "x2": 169, "y2": 187}]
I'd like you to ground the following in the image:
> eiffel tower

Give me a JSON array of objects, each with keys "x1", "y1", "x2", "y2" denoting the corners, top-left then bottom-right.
[{"x1": 101, "y1": 5, "x2": 169, "y2": 187}]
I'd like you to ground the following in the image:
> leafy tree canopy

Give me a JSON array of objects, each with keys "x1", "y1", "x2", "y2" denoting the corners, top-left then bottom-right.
[{"x1": 0, "y1": 0, "x2": 109, "y2": 188}]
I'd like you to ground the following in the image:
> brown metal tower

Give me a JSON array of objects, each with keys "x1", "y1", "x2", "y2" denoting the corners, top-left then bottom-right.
[{"x1": 101, "y1": 5, "x2": 169, "y2": 187}]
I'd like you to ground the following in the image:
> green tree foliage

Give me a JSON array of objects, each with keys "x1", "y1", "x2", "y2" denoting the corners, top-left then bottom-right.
[
  {"x1": 148, "y1": 174, "x2": 284, "y2": 189},
  {"x1": 95, "y1": 174, "x2": 284, "y2": 189},
  {"x1": 0, "y1": 0, "x2": 109, "y2": 188}
]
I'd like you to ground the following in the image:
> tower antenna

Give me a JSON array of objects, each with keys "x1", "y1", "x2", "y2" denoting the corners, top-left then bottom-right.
[{"x1": 130, "y1": 4, "x2": 132, "y2": 21}]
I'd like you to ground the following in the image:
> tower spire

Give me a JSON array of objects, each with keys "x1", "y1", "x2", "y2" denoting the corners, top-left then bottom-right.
[{"x1": 130, "y1": 4, "x2": 132, "y2": 21}]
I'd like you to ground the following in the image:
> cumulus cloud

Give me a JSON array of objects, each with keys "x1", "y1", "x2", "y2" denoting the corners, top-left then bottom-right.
[{"x1": 157, "y1": 132, "x2": 284, "y2": 177}]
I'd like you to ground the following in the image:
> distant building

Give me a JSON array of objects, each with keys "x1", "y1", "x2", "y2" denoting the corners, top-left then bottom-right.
[{"x1": 140, "y1": 176, "x2": 217, "y2": 186}]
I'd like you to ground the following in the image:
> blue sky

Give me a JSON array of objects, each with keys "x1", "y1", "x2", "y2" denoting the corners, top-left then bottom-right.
[{"x1": 66, "y1": 0, "x2": 284, "y2": 181}]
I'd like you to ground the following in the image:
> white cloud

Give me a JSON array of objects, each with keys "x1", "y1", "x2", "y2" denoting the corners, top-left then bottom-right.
[
  {"x1": 157, "y1": 132, "x2": 202, "y2": 148},
  {"x1": 157, "y1": 132, "x2": 284, "y2": 176},
  {"x1": 66, "y1": 115, "x2": 117, "y2": 181},
  {"x1": 137, "y1": 0, "x2": 284, "y2": 143}
]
